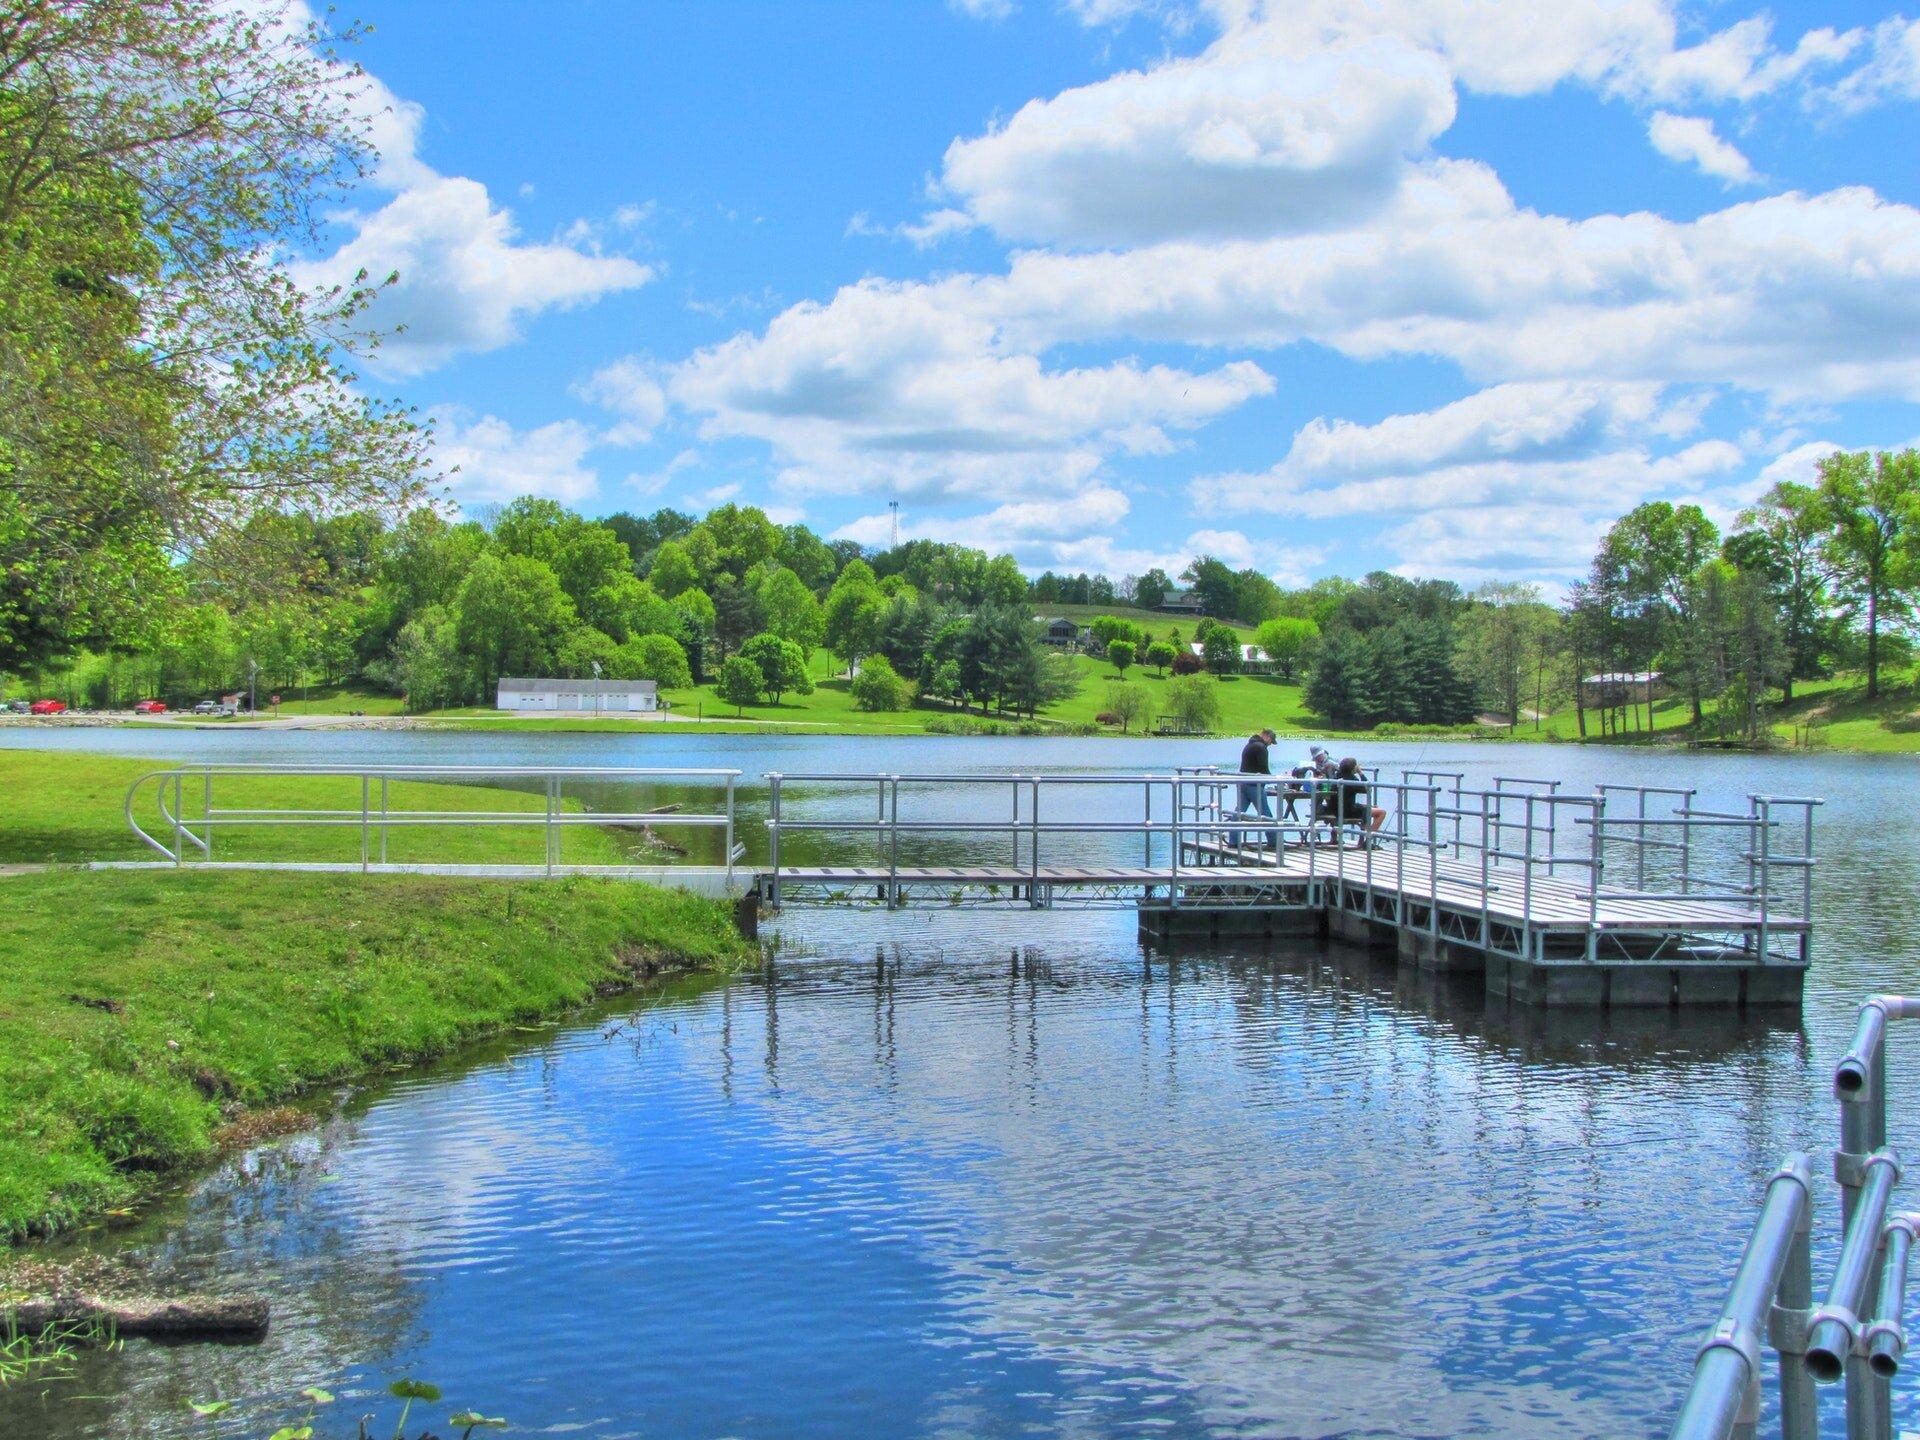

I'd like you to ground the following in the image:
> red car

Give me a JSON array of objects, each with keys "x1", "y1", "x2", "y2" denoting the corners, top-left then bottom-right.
[
  {"x1": 29, "y1": 699, "x2": 66, "y2": 715},
  {"x1": 133, "y1": 700, "x2": 168, "y2": 714}
]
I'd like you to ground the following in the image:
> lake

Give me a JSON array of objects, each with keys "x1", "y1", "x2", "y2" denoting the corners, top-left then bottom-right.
[{"x1": 2, "y1": 729, "x2": 1916, "y2": 1438}]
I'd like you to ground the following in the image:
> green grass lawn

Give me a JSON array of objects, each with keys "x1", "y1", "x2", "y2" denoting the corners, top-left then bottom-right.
[
  {"x1": 0, "y1": 749, "x2": 655, "y2": 869},
  {"x1": 1524, "y1": 670, "x2": 1920, "y2": 753},
  {"x1": 256, "y1": 684, "x2": 407, "y2": 717},
  {"x1": 0, "y1": 750, "x2": 753, "y2": 1243},
  {"x1": 0, "y1": 870, "x2": 748, "y2": 1243}
]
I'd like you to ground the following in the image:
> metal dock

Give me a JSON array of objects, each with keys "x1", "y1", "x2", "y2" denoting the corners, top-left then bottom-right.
[{"x1": 758, "y1": 768, "x2": 1816, "y2": 1009}]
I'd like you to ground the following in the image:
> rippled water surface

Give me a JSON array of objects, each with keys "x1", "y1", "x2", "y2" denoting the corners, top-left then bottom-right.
[{"x1": 3, "y1": 731, "x2": 1918, "y2": 1438}]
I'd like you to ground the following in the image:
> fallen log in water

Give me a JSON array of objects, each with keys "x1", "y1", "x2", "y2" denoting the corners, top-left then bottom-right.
[{"x1": 3, "y1": 1292, "x2": 269, "y2": 1341}]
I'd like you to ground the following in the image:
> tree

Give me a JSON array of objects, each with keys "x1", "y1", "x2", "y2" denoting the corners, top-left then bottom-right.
[
  {"x1": 1105, "y1": 681, "x2": 1150, "y2": 734},
  {"x1": 1144, "y1": 640, "x2": 1177, "y2": 675},
  {"x1": 1306, "y1": 631, "x2": 1366, "y2": 727},
  {"x1": 714, "y1": 655, "x2": 764, "y2": 715},
  {"x1": 850, "y1": 655, "x2": 912, "y2": 711},
  {"x1": 824, "y1": 561, "x2": 885, "y2": 660},
  {"x1": 1201, "y1": 624, "x2": 1241, "y2": 674},
  {"x1": 1730, "y1": 480, "x2": 1831, "y2": 702},
  {"x1": 557, "y1": 626, "x2": 619, "y2": 678},
  {"x1": 981, "y1": 554, "x2": 1030, "y2": 608},
  {"x1": 1163, "y1": 674, "x2": 1222, "y2": 733},
  {"x1": 647, "y1": 540, "x2": 700, "y2": 598},
  {"x1": 0, "y1": 1, "x2": 434, "y2": 671},
  {"x1": 1454, "y1": 583, "x2": 1557, "y2": 730},
  {"x1": 454, "y1": 553, "x2": 575, "y2": 696},
  {"x1": 1108, "y1": 639, "x2": 1136, "y2": 676},
  {"x1": 1818, "y1": 449, "x2": 1919, "y2": 699},
  {"x1": 1253, "y1": 617, "x2": 1319, "y2": 681},
  {"x1": 385, "y1": 604, "x2": 463, "y2": 712},
  {"x1": 738, "y1": 632, "x2": 812, "y2": 703},
  {"x1": 711, "y1": 583, "x2": 766, "y2": 659},
  {"x1": 1600, "y1": 502, "x2": 1721, "y2": 725},
  {"x1": 1135, "y1": 568, "x2": 1172, "y2": 610},
  {"x1": 1182, "y1": 557, "x2": 1238, "y2": 618},
  {"x1": 613, "y1": 633, "x2": 692, "y2": 689},
  {"x1": 755, "y1": 566, "x2": 825, "y2": 655}
]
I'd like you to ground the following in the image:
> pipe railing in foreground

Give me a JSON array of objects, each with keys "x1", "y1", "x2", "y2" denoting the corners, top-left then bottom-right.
[
  {"x1": 1671, "y1": 994, "x2": 1920, "y2": 1440},
  {"x1": 124, "y1": 764, "x2": 744, "y2": 883}
]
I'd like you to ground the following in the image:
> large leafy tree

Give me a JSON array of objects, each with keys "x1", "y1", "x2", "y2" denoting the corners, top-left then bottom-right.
[
  {"x1": 454, "y1": 553, "x2": 575, "y2": 696},
  {"x1": 1728, "y1": 481, "x2": 1832, "y2": 702},
  {"x1": 0, "y1": 0, "x2": 433, "y2": 670},
  {"x1": 1818, "y1": 449, "x2": 1919, "y2": 700}
]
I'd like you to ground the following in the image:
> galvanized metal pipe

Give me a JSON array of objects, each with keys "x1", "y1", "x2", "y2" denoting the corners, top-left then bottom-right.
[
  {"x1": 1807, "y1": 1147, "x2": 1902, "y2": 1383},
  {"x1": 1865, "y1": 1214, "x2": 1918, "y2": 1378},
  {"x1": 1669, "y1": 1153, "x2": 1814, "y2": 1440}
]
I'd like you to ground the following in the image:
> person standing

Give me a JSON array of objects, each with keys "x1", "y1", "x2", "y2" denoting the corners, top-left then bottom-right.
[{"x1": 1235, "y1": 728, "x2": 1277, "y2": 850}]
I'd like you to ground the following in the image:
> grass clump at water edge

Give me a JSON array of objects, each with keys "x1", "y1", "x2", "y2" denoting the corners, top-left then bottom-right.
[{"x1": 0, "y1": 856, "x2": 750, "y2": 1242}]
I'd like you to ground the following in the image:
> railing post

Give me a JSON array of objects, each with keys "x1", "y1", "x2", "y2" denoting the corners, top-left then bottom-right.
[
  {"x1": 1774, "y1": 1172, "x2": 1819, "y2": 1440},
  {"x1": 1427, "y1": 784, "x2": 1440, "y2": 942},
  {"x1": 1521, "y1": 793, "x2": 1536, "y2": 960},
  {"x1": 1669, "y1": 1152, "x2": 1814, "y2": 1440},
  {"x1": 379, "y1": 775, "x2": 389, "y2": 866},
  {"x1": 545, "y1": 773, "x2": 557, "y2": 878},
  {"x1": 1142, "y1": 778, "x2": 1152, "y2": 868},
  {"x1": 1756, "y1": 796, "x2": 1772, "y2": 961},
  {"x1": 1029, "y1": 775, "x2": 1042, "y2": 908},
  {"x1": 1587, "y1": 796, "x2": 1602, "y2": 965},
  {"x1": 203, "y1": 770, "x2": 213, "y2": 863},
  {"x1": 725, "y1": 773, "x2": 737, "y2": 890},
  {"x1": 888, "y1": 774, "x2": 900, "y2": 909},
  {"x1": 767, "y1": 773, "x2": 782, "y2": 910},
  {"x1": 173, "y1": 772, "x2": 184, "y2": 866},
  {"x1": 1479, "y1": 790, "x2": 1493, "y2": 953},
  {"x1": 360, "y1": 773, "x2": 370, "y2": 873}
]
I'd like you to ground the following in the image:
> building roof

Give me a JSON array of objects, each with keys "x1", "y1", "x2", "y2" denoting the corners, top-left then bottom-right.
[{"x1": 499, "y1": 677, "x2": 658, "y2": 695}]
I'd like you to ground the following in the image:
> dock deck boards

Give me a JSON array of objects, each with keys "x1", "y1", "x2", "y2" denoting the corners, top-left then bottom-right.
[{"x1": 770, "y1": 841, "x2": 1801, "y2": 936}]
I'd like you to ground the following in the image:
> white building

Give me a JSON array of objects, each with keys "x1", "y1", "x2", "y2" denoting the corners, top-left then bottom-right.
[{"x1": 496, "y1": 677, "x2": 659, "y2": 713}]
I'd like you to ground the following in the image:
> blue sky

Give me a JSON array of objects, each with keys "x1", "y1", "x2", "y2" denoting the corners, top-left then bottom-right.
[{"x1": 300, "y1": 0, "x2": 1920, "y2": 593}]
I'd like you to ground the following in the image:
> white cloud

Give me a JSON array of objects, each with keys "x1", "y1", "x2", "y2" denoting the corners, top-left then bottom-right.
[
  {"x1": 1825, "y1": 18, "x2": 1920, "y2": 112},
  {"x1": 431, "y1": 410, "x2": 601, "y2": 508},
  {"x1": 294, "y1": 56, "x2": 650, "y2": 377},
  {"x1": 1647, "y1": 112, "x2": 1758, "y2": 186},
  {"x1": 965, "y1": 185, "x2": 1920, "y2": 405},
  {"x1": 574, "y1": 356, "x2": 671, "y2": 445},
  {"x1": 935, "y1": 34, "x2": 1457, "y2": 246},
  {"x1": 948, "y1": 0, "x2": 1016, "y2": 18},
  {"x1": 668, "y1": 279, "x2": 1272, "y2": 502},
  {"x1": 624, "y1": 449, "x2": 701, "y2": 498}
]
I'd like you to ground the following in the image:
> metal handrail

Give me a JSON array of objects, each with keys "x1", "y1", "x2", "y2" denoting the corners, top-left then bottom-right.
[{"x1": 123, "y1": 764, "x2": 745, "y2": 882}]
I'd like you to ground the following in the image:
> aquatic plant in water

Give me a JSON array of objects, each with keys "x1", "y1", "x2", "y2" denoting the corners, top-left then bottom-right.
[{"x1": 189, "y1": 1379, "x2": 508, "y2": 1439}]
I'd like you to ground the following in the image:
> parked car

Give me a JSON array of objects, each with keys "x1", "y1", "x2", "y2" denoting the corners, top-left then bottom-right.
[
  {"x1": 133, "y1": 700, "x2": 168, "y2": 714},
  {"x1": 192, "y1": 700, "x2": 218, "y2": 715},
  {"x1": 5, "y1": 699, "x2": 28, "y2": 714},
  {"x1": 28, "y1": 699, "x2": 66, "y2": 715}
]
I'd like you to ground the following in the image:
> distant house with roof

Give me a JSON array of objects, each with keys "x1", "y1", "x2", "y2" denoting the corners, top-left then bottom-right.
[
  {"x1": 1578, "y1": 671, "x2": 1665, "y2": 708},
  {"x1": 1035, "y1": 616, "x2": 1090, "y2": 649},
  {"x1": 1158, "y1": 588, "x2": 1204, "y2": 616},
  {"x1": 497, "y1": 677, "x2": 659, "y2": 713},
  {"x1": 1189, "y1": 642, "x2": 1275, "y2": 675}
]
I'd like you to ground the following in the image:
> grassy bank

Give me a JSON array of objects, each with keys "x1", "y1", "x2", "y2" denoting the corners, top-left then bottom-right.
[
  {"x1": 0, "y1": 749, "x2": 654, "y2": 868},
  {"x1": 0, "y1": 751, "x2": 753, "y2": 1243}
]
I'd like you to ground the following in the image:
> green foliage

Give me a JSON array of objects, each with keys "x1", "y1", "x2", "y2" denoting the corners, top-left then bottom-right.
[
  {"x1": 1107, "y1": 639, "x2": 1135, "y2": 675},
  {"x1": 614, "y1": 633, "x2": 692, "y2": 689},
  {"x1": 1144, "y1": 640, "x2": 1177, "y2": 674},
  {"x1": 1253, "y1": 617, "x2": 1319, "y2": 680},
  {"x1": 755, "y1": 566, "x2": 825, "y2": 655},
  {"x1": 1104, "y1": 681, "x2": 1150, "y2": 733},
  {"x1": 1818, "y1": 450, "x2": 1920, "y2": 699},
  {"x1": 849, "y1": 655, "x2": 912, "y2": 712},
  {"x1": 738, "y1": 632, "x2": 812, "y2": 703},
  {"x1": 454, "y1": 553, "x2": 576, "y2": 694},
  {"x1": 714, "y1": 655, "x2": 764, "y2": 715},
  {"x1": 1162, "y1": 674, "x2": 1223, "y2": 733}
]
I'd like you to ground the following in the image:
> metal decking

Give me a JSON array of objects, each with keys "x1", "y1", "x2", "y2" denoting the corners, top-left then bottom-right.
[{"x1": 758, "y1": 767, "x2": 1818, "y2": 1008}]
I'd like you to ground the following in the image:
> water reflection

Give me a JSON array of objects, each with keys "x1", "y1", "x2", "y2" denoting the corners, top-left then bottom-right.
[{"x1": 0, "y1": 911, "x2": 1873, "y2": 1440}]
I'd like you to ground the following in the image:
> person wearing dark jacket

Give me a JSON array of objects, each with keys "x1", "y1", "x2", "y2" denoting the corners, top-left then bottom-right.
[
  {"x1": 1234, "y1": 728, "x2": 1277, "y2": 850},
  {"x1": 1334, "y1": 755, "x2": 1388, "y2": 844}
]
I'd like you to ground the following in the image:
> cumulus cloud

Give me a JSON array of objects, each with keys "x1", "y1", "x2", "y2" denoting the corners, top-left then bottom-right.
[
  {"x1": 294, "y1": 61, "x2": 650, "y2": 377},
  {"x1": 1825, "y1": 17, "x2": 1920, "y2": 112},
  {"x1": 935, "y1": 34, "x2": 1457, "y2": 246},
  {"x1": 431, "y1": 410, "x2": 601, "y2": 508},
  {"x1": 668, "y1": 279, "x2": 1272, "y2": 501},
  {"x1": 574, "y1": 356, "x2": 671, "y2": 445},
  {"x1": 1647, "y1": 112, "x2": 1759, "y2": 185}
]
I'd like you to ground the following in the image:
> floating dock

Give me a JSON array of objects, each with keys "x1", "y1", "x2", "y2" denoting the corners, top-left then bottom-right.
[{"x1": 756, "y1": 768, "x2": 1816, "y2": 1010}]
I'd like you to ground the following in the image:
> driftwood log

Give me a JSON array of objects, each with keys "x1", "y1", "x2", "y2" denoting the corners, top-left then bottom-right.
[{"x1": 3, "y1": 1292, "x2": 269, "y2": 1341}]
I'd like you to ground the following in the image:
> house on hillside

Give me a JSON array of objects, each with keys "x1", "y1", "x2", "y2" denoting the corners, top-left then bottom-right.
[
  {"x1": 1578, "y1": 672, "x2": 1665, "y2": 708},
  {"x1": 1036, "y1": 616, "x2": 1085, "y2": 648},
  {"x1": 1159, "y1": 588, "x2": 1204, "y2": 616},
  {"x1": 497, "y1": 677, "x2": 659, "y2": 713}
]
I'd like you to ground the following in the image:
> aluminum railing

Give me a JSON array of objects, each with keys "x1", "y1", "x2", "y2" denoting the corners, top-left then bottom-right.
[
  {"x1": 1670, "y1": 996, "x2": 1920, "y2": 1440},
  {"x1": 123, "y1": 764, "x2": 745, "y2": 882},
  {"x1": 761, "y1": 768, "x2": 1816, "y2": 957}
]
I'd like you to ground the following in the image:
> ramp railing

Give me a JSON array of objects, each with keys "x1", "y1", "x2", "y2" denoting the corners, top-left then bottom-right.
[
  {"x1": 1669, "y1": 996, "x2": 1920, "y2": 1440},
  {"x1": 123, "y1": 764, "x2": 744, "y2": 883}
]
